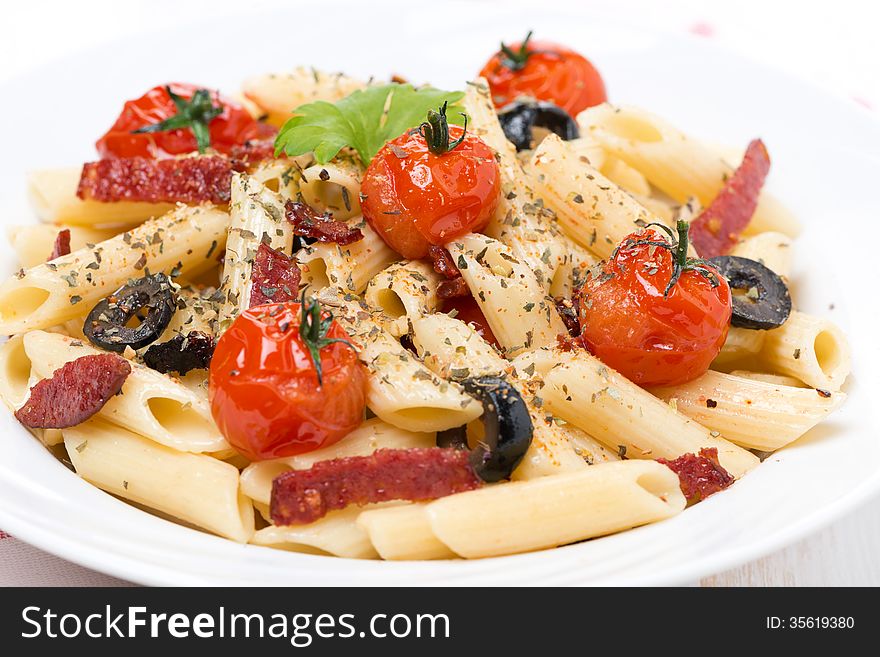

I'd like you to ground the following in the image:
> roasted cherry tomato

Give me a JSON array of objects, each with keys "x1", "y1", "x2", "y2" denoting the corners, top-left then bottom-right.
[
  {"x1": 209, "y1": 299, "x2": 367, "y2": 461},
  {"x1": 479, "y1": 31, "x2": 607, "y2": 117},
  {"x1": 443, "y1": 295, "x2": 500, "y2": 349},
  {"x1": 576, "y1": 221, "x2": 732, "y2": 387},
  {"x1": 96, "y1": 83, "x2": 266, "y2": 159},
  {"x1": 361, "y1": 103, "x2": 501, "y2": 259}
]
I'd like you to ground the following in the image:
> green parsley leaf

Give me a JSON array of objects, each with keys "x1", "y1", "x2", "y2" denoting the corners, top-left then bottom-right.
[{"x1": 274, "y1": 83, "x2": 465, "y2": 165}]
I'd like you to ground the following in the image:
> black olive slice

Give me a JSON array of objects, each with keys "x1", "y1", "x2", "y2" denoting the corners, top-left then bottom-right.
[
  {"x1": 143, "y1": 331, "x2": 215, "y2": 375},
  {"x1": 436, "y1": 376, "x2": 533, "y2": 482},
  {"x1": 84, "y1": 273, "x2": 178, "y2": 352},
  {"x1": 708, "y1": 255, "x2": 791, "y2": 330},
  {"x1": 498, "y1": 100, "x2": 580, "y2": 151}
]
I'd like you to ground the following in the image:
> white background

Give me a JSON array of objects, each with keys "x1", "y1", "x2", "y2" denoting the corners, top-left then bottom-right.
[{"x1": 1, "y1": 0, "x2": 878, "y2": 586}]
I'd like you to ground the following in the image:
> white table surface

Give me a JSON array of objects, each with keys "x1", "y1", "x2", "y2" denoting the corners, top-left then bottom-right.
[{"x1": 1, "y1": 0, "x2": 878, "y2": 587}]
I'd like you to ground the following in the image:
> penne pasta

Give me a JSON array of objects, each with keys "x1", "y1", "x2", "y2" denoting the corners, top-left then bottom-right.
[
  {"x1": 317, "y1": 291, "x2": 483, "y2": 432},
  {"x1": 427, "y1": 460, "x2": 686, "y2": 558},
  {"x1": 217, "y1": 173, "x2": 294, "y2": 329},
  {"x1": 0, "y1": 205, "x2": 228, "y2": 335},
  {"x1": 252, "y1": 507, "x2": 380, "y2": 559},
  {"x1": 578, "y1": 104, "x2": 801, "y2": 237},
  {"x1": 712, "y1": 327, "x2": 766, "y2": 369},
  {"x1": 297, "y1": 220, "x2": 398, "y2": 296},
  {"x1": 357, "y1": 503, "x2": 456, "y2": 560},
  {"x1": 445, "y1": 233, "x2": 566, "y2": 357},
  {"x1": 63, "y1": 418, "x2": 253, "y2": 543},
  {"x1": 651, "y1": 370, "x2": 845, "y2": 451},
  {"x1": 463, "y1": 79, "x2": 566, "y2": 289},
  {"x1": 24, "y1": 330, "x2": 228, "y2": 453},
  {"x1": 730, "y1": 231, "x2": 793, "y2": 278},
  {"x1": 411, "y1": 313, "x2": 588, "y2": 479},
  {"x1": 364, "y1": 260, "x2": 441, "y2": 337},
  {"x1": 7, "y1": 223, "x2": 119, "y2": 269},
  {"x1": 530, "y1": 134, "x2": 668, "y2": 259},
  {"x1": 242, "y1": 68, "x2": 368, "y2": 127},
  {"x1": 760, "y1": 311, "x2": 851, "y2": 391},
  {"x1": 28, "y1": 167, "x2": 175, "y2": 228},
  {"x1": 299, "y1": 160, "x2": 363, "y2": 220},
  {"x1": 513, "y1": 347, "x2": 760, "y2": 478}
]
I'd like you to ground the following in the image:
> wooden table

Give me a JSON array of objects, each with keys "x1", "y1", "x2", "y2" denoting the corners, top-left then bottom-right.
[{"x1": 702, "y1": 492, "x2": 880, "y2": 586}]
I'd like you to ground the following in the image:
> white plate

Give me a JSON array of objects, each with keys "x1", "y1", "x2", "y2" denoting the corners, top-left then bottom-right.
[{"x1": 1, "y1": 2, "x2": 878, "y2": 586}]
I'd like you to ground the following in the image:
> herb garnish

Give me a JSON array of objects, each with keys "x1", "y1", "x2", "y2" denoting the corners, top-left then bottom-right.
[
  {"x1": 132, "y1": 86, "x2": 222, "y2": 154},
  {"x1": 299, "y1": 293, "x2": 357, "y2": 386},
  {"x1": 273, "y1": 83, "x2": 465, "y2": 165},
  {"x1": 618, "y1": 220, "x2": 721, "y2": 297}
]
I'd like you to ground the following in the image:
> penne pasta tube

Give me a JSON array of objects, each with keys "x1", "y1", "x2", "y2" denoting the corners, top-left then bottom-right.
[
  {"x1": 240, "y1": 418, "x2": 435, "y2": 507},
  {"x1": 600, "y1": 155, "x2": 652, "y2": 197},
  {"x1": 357, "y1": 503, "x2": 456, "y2": 560},
  {"x1": 63, "y1": 418, "x2": 254, "y2": 543},
  {"x1": 513, "y1": 347, "x2": 760, "y2": 478},
  {"x1": 0, "y1": 205, "x2": 228, "y2": 335},
  {"x1": 427, "y1": 460, "x2": 686, "y2": 558},
  {"x1": 297, "y1": 220, "x2": 398, "y2": 296},
  {"x1": 252, "y1": 507, "x2": 380, "y2": 559},
  {"x1": 217, "y1": 173, "x2": 294, "y2": 329},
  {"x1": 650, "y1": 370, "x2": 846, "y2": 451},
  {"x1": 463, "y1": 79, "x2": 565, "y2": 288},
  {"x1": 241, "y1": 68, "x2": 367, "y2": 127},
  {"x1": 530, "y1": 134, "x2": 667, "y2": 259},
  {"x1": 411, "y1": 313, "x2": 588, "y2": 479},
  {"x1": 24, "y1": 330, "x2": 228, "y2": 453},
  {"x1": 578, "y1": 104, "x2": 801, "y2": 237},
  {"x1": 27, "y1": 167, "x2": 175, "y2": 227},
  {"x1": 7, "y1": 223, "x2": 119, "y2": 269},
  {"x1": 445, "y1": 233, "x2": 566, "y2": 357},
  {"x1": 730, "y1": 231, "x2": 793, "y2": 278},
  {"x1": 364, "y1": 261, "x2": 441, "y2": 337},
  {"x1": 0, "y1": 335, "x2": 34, "y2": 412},
  {"x1": 0, "y1": 335, "x2": 63, "y2": 447},
  {"x1": 760, "y1": 311, "x2": 851, "y2": 391},
  {"x1": 728, "y1": 370, "x2": 806, "y2": 387},
  {"x1": 299, "y1": 160, "x2": 363, "y2": 220},
  {"x1": 317, "y1": 291, "x2": 483, "y2": 432},
  {"x1": 712, "y1": 327, "x2": 766, "y2": 369}
]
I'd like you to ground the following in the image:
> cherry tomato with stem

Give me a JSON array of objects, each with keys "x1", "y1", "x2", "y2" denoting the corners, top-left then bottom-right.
[
  {"x1": 361, "y1": 102, "x2": 501, "y2": 259},
  {"x1": 576, "y1": 220, "x2": 731, "y2": 387},
  {"x1": 96, "y1": 83, "x2": 268, "y2": 159},
  {"x1": 209, "y1": 297, "x2": 367, "y2": 461},
  {"x1": 479, "y1": 30, "x2": 607, "y2": 117}
]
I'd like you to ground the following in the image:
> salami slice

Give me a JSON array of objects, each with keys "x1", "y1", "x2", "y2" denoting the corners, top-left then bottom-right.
[
  {"x1": 284, "y1": 201, "x2": 363, "y2": 245},
  {"x1": 271, "y1": 447, "x2": 482, "y2": 525},
  {"x1": 249, "y1": 243, "x2": 301, "y2": 307},
  {"x1": 689, "y1": 139, "x2": 771, "y2": 258},
  {"x1": 657, "y1": 447, "x2": 734, "y2": 505},
  {"x1": 14, "y1": 354, "x2": 131, "y2": 429},
  {"x1": 48, "y1": 228, "x2": 71, "y2": 261}
]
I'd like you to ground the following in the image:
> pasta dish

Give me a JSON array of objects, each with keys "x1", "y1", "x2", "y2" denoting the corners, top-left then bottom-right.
[{"x1": 0, "y1": 32, "x2": 851, "y2": 560}]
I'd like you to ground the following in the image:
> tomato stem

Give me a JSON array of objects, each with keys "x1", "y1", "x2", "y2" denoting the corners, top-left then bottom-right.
[
  {"x1": 624, "y1": 220, "x2": 721, "y2": 297},
  {"x1": 418, "y1": 102, "x2": 469, "y2": 155},
  {"x1": 299, "y1": 293, "x2": 357, "y2": 386},
  {"x1": 131, "y1": 86, "x2": 222, "y2": 154},
  {"x1": 499, "y1": 30, "x2": 534, "y2": 71},
  {"x1": 663, "y1": 220, "x2": 722, "y2": 297}
]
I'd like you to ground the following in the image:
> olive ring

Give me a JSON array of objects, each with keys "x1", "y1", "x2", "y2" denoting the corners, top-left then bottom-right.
[
  {"x1": 498, "y1": 99, "x2": 580, "y2": 151},
  {"x1": 84, "y1": 273, "x2": 178, "y2": 352},
  {"x1": 436, "y1": 376, "x2": 534, "y2": 482},
  {"x1": 708, "y1": 255, "x2": 791, "y2": 330}
]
